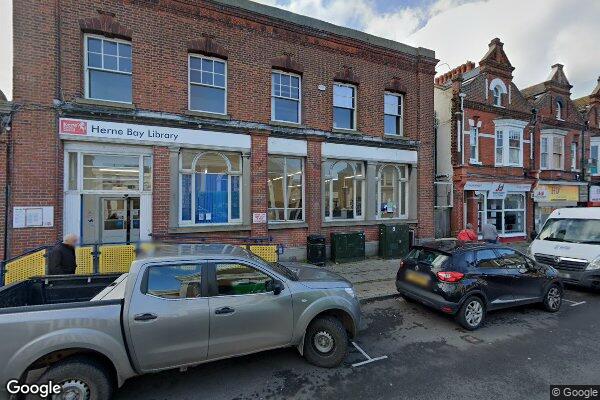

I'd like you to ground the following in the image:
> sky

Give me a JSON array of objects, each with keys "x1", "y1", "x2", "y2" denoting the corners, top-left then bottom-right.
[{"x1": 0, "y1": 0, "x2": 599, "y2": 100}]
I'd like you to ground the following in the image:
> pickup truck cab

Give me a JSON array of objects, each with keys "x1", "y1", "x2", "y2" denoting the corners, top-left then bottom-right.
[
  {"x1": 529, "y1": 207, "x2": 600, "y2": 289},
  {"x1": 0, "y1": 244, "x2": 361, "y2": 400}
]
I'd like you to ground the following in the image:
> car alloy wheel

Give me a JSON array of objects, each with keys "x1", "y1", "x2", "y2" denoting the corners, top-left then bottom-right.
[
  {"x1": 546, "y1": 287, "x2": 561, "y2": 311},
  {"x1": 465, "y1": 300, "x2": 483, "y2": 327},
  {"x1": 313, "y1": 330, "x2": 335, "y2": 354},
  {"x1": 54, "y1": 379, "x2": 90, "y2": 400}
]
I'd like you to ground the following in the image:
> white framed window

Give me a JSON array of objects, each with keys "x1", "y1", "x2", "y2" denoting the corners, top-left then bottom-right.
[
  {"x1": 179, "y1": 151, "x2": 242, "y2": 226},
  {"x1": 84, "y1": 34, "x2": 132, "y2": 103},
  {"x1": 556, "y1": 100, "x2": 563, "y2": 120},
  {"x1": 189, "y1": 55, "x2": 227, "y2": 114},
  {"x1": 485, "y1": 193, "x2": 526, "y2": 236},
  {"x1": 541, "y1": 136, "x2": 549, "y2": 169},
  {"x1": 271, "y1": 71, "x2": 301, "y2": 124},
  {"x1": 571, "y1": 142, "x2": 578, "y2": 171},
  {"x1": 333, "y1": 83, "x2": 356, "y2": 130},
  {"x1": 540, "y1": 133, "x2": 564, "y2": 170},
  {"x1": 324, "y1": 160, "x2": 364, "y2": 220},
  {"x1": 469, "y1": 127, "x2": 479, "y2": 163},
  {"x1": 384, "y1": 93, "x2": 403, "y2": 135},
  {"x1": 494, "y1": 120, "x2": 526, "y2": 167},
  {"x1": 590, "y1": 143, "x2": 599, "y2": 175},
  {"x1": 377, "y1": 164, "x2": 408, "y2": 219},
  {"x1": 268, "y1": 156, "x2": 304, "y2": 222}
]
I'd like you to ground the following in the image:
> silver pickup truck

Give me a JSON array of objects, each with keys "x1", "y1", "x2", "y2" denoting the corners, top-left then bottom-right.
[{"x1": 0, "y1": 244, "x2": 361, "y2": 400}]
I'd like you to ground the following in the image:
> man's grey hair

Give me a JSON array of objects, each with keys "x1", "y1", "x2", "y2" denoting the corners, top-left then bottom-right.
[{"x1": 63, "y1": 233, "x2": 79, "y2": 244}]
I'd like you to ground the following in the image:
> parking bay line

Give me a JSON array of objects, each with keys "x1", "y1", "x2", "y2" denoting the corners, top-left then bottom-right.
[
  {"x1": 351, "y1": 341, "x2": 388, "y2": 367},
  {"x1": 563, "y1": 299, "x2": 586, "y2": 307}
]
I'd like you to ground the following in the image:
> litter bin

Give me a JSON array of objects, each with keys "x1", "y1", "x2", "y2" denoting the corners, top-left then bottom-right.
[{"x1": 307, "y1": 234, "x2": 326, "y2": 266}]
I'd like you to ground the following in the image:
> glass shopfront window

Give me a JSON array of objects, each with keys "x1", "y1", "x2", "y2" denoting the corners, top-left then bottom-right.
[
  {"x1": 80, "y1": 154, "x2": 150, "y2": 191},
  {"x1": 377, "y1": 164, "x2": 408, "y2": 219},
  {"x1": 268, "y1": 156, "x2": 304, "y2": 222},
  {"x1": 324, "y1": 160, "x2": 364, "y2": 220},
  {"x1": 179, "y1": 151, "x2": 242, "y2": 225},
  {"x1": 484, "y1": 193, "x2": 526, "y2": 235}
]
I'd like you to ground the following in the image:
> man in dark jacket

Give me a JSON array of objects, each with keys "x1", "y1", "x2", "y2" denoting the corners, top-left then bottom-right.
[{"x1": 48, "y1": 234, "x2": 79, "y2": 275}]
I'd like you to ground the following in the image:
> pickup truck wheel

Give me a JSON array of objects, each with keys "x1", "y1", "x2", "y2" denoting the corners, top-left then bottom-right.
[
  {"x1": 28, "y1": 356, "x2": 113, "y2": 400},
  {"x1": 303, "y1": 316, "x2": 348, "y2": 368}
]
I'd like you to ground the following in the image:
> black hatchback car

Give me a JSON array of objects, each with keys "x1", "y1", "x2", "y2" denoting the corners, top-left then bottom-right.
[{"x1": 396, "y1": 240, "x2": 563, "y2": 330}]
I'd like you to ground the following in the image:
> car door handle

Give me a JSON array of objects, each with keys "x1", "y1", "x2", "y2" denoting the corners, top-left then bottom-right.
[
  {"x1": 215, "y1": 306, "x2": 235, "y2": 315},
  {"x1": 134, "y1": 313, "x2": 158, "y2": 321}
]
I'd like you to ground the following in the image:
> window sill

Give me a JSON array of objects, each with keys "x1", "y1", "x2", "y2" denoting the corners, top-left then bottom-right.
[
  {"x1": 185, "y1": 110, "x2": 231, "y2": 120},
  {"x1": 384, "y1": 133, "x2": 405, "y2": 140},
  {"x1": 268, "y1": 221, "x2": 308, "y2": 230},
  {"x1": 169, "y1": 224, "x2": 251, "y2": 234},
  {"x1": 469, "y1": 160, "x2": 483, "y2": 165},
  {"x1": 73, "y1": 97, "x2": 135, "y2": 109},
  {"x1": 332, "y1": 128, "x2": 361, "y2": 135},
  {"x1": 269, "y1": 120, "x2": 305, "y2": 129}
]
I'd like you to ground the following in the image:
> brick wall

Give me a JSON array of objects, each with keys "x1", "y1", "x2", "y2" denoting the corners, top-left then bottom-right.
[{"x1": 9, "y1": 0, "x2": 436, "y2": 256}]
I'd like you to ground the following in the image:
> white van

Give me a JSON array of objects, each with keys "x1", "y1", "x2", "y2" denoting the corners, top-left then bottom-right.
[{"x1": 529, "y1": 208, "x2": 600, "y2": 289}]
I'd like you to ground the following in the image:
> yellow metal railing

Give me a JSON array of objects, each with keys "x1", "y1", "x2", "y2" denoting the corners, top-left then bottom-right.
[
  {"x1": 4, "y1": 249, "x2": 47, "y2": 285},
  {"x1": 2, "y1": 242, "x2": 279, "y2": 285}
]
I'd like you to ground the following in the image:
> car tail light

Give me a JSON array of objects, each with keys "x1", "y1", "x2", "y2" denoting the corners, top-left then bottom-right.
[{"x1": 436, "y1": 271, "x2": 464, "y2": 283}]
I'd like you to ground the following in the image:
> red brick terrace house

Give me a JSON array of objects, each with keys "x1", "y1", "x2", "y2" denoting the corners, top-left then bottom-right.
[
  {"x1": 434, "y1": 38, "x2": 535, "y2": 241},
  {"x1": 6, "y1": 0, "x2": 437, "y2": 260},
  {"x1": 575, "y1": 77, "x2": 600, "y2": 206},
  {"x1": 0, "y1": 90, "x2": 12, "y2": 261},
  {"x1": 522, "y1": 64, "x2": 589, "y2": 231}
]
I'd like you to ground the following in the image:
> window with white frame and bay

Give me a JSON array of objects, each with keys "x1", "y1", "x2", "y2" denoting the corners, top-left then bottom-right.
[
  {"x1": 571, "y1": 142, "x2": 578, "y2": 171},
  {"x1": 591, "y1": 142, "x2": 600, "y2": 175},
  {"x1": 377, "y1": 164, "x2": 408, "y2": 219},
  {"x1": 540, "y1": 133, "x2": 564, "y2": 170},
  {"x1": 333, "y1": 83, "x2": 356, "y2": 130},
  {"x1": 324, "y1": 160, "x2": 364, "y2": 220},
  {"x1": 189, "y1": 55, "x2": 227, "y2": 114},
  {"x1": 179, "y1": 150, "x2": 241, "y2": 225},
  {"x1": 268, "y1": 156, "x2": 304, "y2": 222},
  {"x1": 494, "y1": 121, "x2": 526, "y2": 167},
  {"x1": 85, "y1": 35, "x2": 132, "y2": 103},
  {"x1": 272, "y1": 71, "x2": 301, "y2": 124},
  {"x1": 384, "y1": 93, "x2": 403, "y2": 136}
]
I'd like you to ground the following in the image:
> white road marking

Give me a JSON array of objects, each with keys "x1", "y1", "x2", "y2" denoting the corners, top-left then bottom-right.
[
  {"x1": 351, "y1": 341, "x2": 388, "y2": 367},
  {"x1": 563, "y1": 299, "x2": 586, "y2": 307}
]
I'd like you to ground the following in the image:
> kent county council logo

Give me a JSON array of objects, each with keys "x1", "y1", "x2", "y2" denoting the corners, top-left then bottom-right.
[{"x1": 61, "y1": 120, "x2": 87, "y2": 135}]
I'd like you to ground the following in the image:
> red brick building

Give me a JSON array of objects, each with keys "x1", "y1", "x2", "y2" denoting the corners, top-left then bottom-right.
[
  {"x1": 5, "y1": 0, "x2": 437, "y2": 260},
  {"x1": 434, "y1": 38, "x2": 535, "y2": 241},
  {"x1": 522, "y1": 64, "x2": 589, "y2": 230},
  {"x1": 0, "y1": 90, "x2": 11, "y2": 261},
  {"x1": 576, "y1": 77, "x2": 600, "y2": 206}
]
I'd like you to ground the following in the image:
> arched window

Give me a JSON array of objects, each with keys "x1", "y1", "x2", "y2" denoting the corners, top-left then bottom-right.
[
  {"x1": 556, "y1": 100, "x2": 563, "y2": 120},
  {"x1": 493, "y1": 86, "x2": 502, "y2": 106},
  {"x1": 377, "y1": 164, "x2": 408, "y2": 219},
  {"x1": 179, "y1": 151, "x2": 242, "y2": 225},
  {"x1": 324, "y1": 160, "x2": 364, "y2": 220}
]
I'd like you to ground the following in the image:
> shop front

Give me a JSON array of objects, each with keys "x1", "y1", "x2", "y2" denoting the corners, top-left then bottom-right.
[
  {"x1": 464, "y1": 181, "x2": 532, "y2": 240},
  {"x1": 533, "y1": 182, "x2": 586, "y2": 232}
]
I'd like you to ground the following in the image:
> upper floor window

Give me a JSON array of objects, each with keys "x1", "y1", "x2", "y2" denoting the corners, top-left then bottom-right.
[
  {"x1": 493, "y1": 86, "x2": 502, "y2": 106},
  {"x1": 268, "y1": 156, "x2": 304, "y2": 222},
  {"x1": 179, "y1": 151, "x2": 241, "y2": 225},
  {"x1": 469, "y1": 127, "x2": 479, "y2": 163},
  {"x1": 333, "y1": 83, "x2": 356, "y2": 130},
  {"x1": 571, "y1": 142, "x2": 578, "y2": 171},
  {"x1": 541, "y1": 134, "x2": 564, "y2": 170},
  {"x1": 189, "y1": 55, "x2": 226, "y2": 114},
  {"x1": 494, "y1": 120, "x2": 526, "y2": 167},
  {"x1": 384, "y1": 93, "x2": 403, "y2": 135},
  {"x1": 556, "y1": 100, "x2": 563, "y2": 120},
  {"x1": 591, "y1": 144, "x2": 600, "y2": 175},
  {"x1": 272, "y1": 71, "x2": 301, "y2": 124},
  {"x1": 377, "y1": 164, "x2": 408, "y2": 219},
  {"x1": 324, "y1": 160, "x2": 364, "y2": 220},
  {"x1": 85, "y1": 35, "x2": 132, "y2": 103}
]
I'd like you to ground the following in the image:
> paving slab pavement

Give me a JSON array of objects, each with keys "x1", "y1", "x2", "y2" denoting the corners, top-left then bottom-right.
[{"x1": 324, "y1": 258, "x2": 400, "y2": 302}]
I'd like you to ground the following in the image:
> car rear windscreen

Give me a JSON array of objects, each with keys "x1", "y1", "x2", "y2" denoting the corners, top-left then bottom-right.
[{"x1": 406, "y1": 248, "x2": 449, "y2": 270}]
